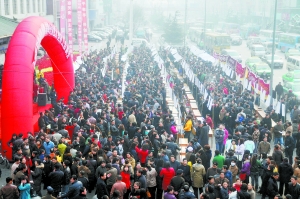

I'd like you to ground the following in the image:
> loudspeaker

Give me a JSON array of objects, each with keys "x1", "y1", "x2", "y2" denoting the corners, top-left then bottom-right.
[{"x1": 38, "y1": 93, "x2": 47, "y2": 106}]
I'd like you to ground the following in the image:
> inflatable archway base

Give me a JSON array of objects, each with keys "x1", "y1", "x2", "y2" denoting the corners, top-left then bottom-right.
[{"x1": 2, "y1": 16, "x2": 74, "y2": 160}]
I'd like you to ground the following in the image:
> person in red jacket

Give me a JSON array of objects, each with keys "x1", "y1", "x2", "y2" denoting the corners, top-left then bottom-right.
[
  {"x1": 120, "y1": 165, "x2": 131, "y2": 199},
  {"x1": 160, "y1": 161, "x2": 175, "y2": 191},
  {"x1": 135, "y1": 144, "x2": 148, "y2": 167}
]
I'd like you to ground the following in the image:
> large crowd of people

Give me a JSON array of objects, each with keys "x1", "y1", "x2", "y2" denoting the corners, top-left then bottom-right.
[{"x1": 1, "y1": 40, "x2": 300, "y2": 199}]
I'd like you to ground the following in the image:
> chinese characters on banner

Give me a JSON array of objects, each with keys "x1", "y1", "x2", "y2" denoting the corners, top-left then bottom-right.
[
  {"x1": 227, "y1": 56, "x2": 237, "y2": 70},
  {"x1": 66, "y1": 0, "x2": 73, "y2": 55},
  {"x1": 77, "y1": 0, "x2": 83, "y2": 55},
  {"x1": 82, "y1": 0, "x2": 88, "y2": 54},
  {"x1": 235, "y1": 62, "x2": 245, "y2": 78},
  {"x1": 60, "y1": 0, "x2": 66, "y2": 38}
]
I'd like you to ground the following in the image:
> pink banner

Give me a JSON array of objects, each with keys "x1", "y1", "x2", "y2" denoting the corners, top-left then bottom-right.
[
  {"x1": 247, "y1": 70, "x2": 258, "y2": 84},
  {"x1": 77, "y1": 0, "x2": 83, "y2": 55},
  {"x1": 60, "y1": 0, "x2": 66, "y2": 37},
  {"x1": 258, "y1": 78, "x2": 270, "y2": 96},
  {"x1": 235, "y1": 62, "x2": 245, "y2": 78},
  {"x1": 66, "y1": 0, "x2": 73, "y2": 54},
  {"x1": 81, "y1": 0, "x2": 88, "y2": 54}
]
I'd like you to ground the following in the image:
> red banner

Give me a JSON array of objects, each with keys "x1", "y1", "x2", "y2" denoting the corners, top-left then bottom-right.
[
  {"x1": 60, "y1": 0, "x2": 66, "y2": 37},
  {"x1": 235, "y1": 62, "x2": 245, "y2": 78},
  {"x1": 77, "y1": 0, "x2": 83, "y2": 55},
  {"x1": 258, "y1": 78, "x2": 270, "y2": 96},
  {"x1": 66, "y1": 0, "x2": 73, "y2": 54},
  {"x1": 82, "y1": 0, "x2": 88, "y2": 54}
]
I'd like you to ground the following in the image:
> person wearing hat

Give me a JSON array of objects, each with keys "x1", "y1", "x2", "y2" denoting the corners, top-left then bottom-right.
[
  {"x1": 206, "y1": 162, "x2": 218, "y2": 181},
  {"x1": 41, "y1": 186, "x2": 56, "y2": 199},
  {"x1": 170, "y1": 169, "x2": 185, "y2": 195}
]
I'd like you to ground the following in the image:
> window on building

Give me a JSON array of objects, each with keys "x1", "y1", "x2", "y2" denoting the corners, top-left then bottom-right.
[
  {"x1": 27, "y1": 0, "x2": 30, "y2": 13},
  {"x1": 32, "y1": 0, "x2": 36, "y2": 12},
  {"x1": 20, "y1": 0, "x2": 24, "y2": 14},
  {"x1": 13, "y1": 0, "x2": 17, "y2": 14},
  {"x1": 38, "y1": 0, "x2": 40, "y2": 12},
  {"x1": 4, "y1": 0, "x2": 9, "y2": 15}
]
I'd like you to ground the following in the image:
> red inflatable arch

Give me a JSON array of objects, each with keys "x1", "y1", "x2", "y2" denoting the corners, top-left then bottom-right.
[{"x1": 2, "y1": 16, "x2": 74, "y2": 159}]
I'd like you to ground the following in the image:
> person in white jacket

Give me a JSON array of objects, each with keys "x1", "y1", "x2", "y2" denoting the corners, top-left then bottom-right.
[{"x1": 244, "y1": 136, "x2": 255, "y2": 155}]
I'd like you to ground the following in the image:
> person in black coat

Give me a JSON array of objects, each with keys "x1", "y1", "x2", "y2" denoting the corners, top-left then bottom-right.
[
  {"x1": 31, "y1": 159, "x2": 43, "y2": 197},
  {"x1": 60, "y1": 175, "x2": 83, "y2": 199},
  {"x1": 96, "y1": 172, "x2": 109, "y2": 198},
  {"x1": 288, "y1": 176, "x2": 300, "y2": 199},
  {"x1": 237, "y1": 183, "x2": 251, "y2": 199},
  {"x1": 284, "y1": 131, "x2": 295, "y2": 165},
  {"x1": 43, "y1": 155, "x2": 53, "y2": 189},
  {"x1": 49, "y1": 164, "x2": 64, "y2": 197},
  {"x1": 267, "y1": 172, "x2": 280, "y2": 199},
  {"x1": 278, "y1": 158, "x2": 294, "y2": 196},
  {"x1": 178, "y1": 159, "x2": 191, "y2": 185}
]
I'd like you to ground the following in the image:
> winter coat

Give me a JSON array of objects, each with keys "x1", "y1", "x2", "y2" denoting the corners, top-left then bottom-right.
[
  {"x1": 272, "y1": 150, "x2": 284, "y2": 166},
  {"x1": 135, "y1": 146, "x2": 148, "y2": 163},
  {"x1": 120, "y1": 171, "x2": 131, "y2": 189},
  {"x1": 164, "y1": 192, "x2": 176, "y2": 199},
  {"x1": 48, "y1": 169, "x2": 64, "y2": 191},
  {"x1": 191, "y1": 163, "x2": 206, "y2": 188},
  {"x1": 241, "y1": 160, "x2": 251, "y2": 176},
  {"x1": 96, "y1": 178, "x2": 109, "y2": 198},
  {"x1": 267, "y1": 176, "x2": 279, "y2": 198},
  {"x1": 278, "y1": 162, "x2": 293, "y2": 183},
  {"x1": 288, "y1": 182, "x2": 300, "y2": 199},
  {"x1": 160, "y1": 167, "x2": 175, "y2": 190},
  {"x1": 229, "y1": 165, "x2": 239, "y2": 183},
  {"x1": 215, "y1": 129, "x2": 225, "y2": 143},
  {"x1": 61, "y1": 180, "x2": 83, "y2": 199},
  {"x1": 146, "y1": 168, "x2": 157, "y2": 187},
  {"x1": 178, "y1": 164, "x2": 191, "y2": 183},
  {"x1": 170, "y1": 176, "x2": 185, "y2": 192},
  {"x1": 63, "y1": 167, "x2": 71, "y2": 185},
  {"x1": 258, "y1": 141, "x2": 271, "y2": 155},
  {"x1": 199, "y1": 126, "x2": 209, "y2": 147},
  {"x1": 212, "y1": 155, "x2": 225, "y2": 169},
  {"x1": 0, "y1": 184, "x2": 19, "y2": 199},
  {"x1": 32, "y1": 164, "x2": 44, "y2": 189},
  {"x1": 221, "y1": 187, "x2": 229, "y2": 199},
  {"x1": 18, "y1": 183, "x2": 31, "y2": 199},
  {"x1": 285, "y1": 135, "x2": 295, "y2": 152}
]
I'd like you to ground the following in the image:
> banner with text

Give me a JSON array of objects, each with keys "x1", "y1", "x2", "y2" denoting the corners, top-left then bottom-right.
[
  {"x1": 66, "y1": 0, "x2": 73, "y2": 55},
  {"x1": 60, "y1": 0, "x2": 66, "y2": 38},
  {"x1": 81, "y1": 0, "x2": 88, "y2": 54},
  {"x1": 77, "y1": 0, "x2": 83, "y2": 55}
]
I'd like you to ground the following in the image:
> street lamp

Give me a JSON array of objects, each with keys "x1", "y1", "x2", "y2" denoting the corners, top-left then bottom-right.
[{"x1": 269, "y1": 0, "x2": 278, "y2": 106}]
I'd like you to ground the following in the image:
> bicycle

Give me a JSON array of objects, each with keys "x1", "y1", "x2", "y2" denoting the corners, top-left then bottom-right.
[{"x1": 0, "y1": 150, "x2": 11, "y2": 169}]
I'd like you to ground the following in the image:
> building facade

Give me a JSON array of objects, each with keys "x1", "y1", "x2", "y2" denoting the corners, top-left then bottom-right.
[{"x1": 0, "y1": 0, "x2": 47, "y2": 20}]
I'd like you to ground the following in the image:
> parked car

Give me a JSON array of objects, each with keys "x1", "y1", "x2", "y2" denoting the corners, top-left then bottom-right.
[
  {"x1": 285, "y1": 49, "x2": 300, "y2": 59},
  {"x1": 230, "y1": 35, "x2": 242, "y2": 45},
  {"x1": 249, "y1": 62, "x2": 271, "y2": 78},
  {"x1": 88, "y1": 34, "x2": 102, "y2": 42},
  {"x1": 245, "y1": 57, "x2": 261, "y2": 68},
  {"x1": 221, "y1": 49, "x2": 242, "y2": 63},
  {"x1": 132, "y1": 38, "x2": 149, "y2": 47},
  {"x1": 92, "y1": 31, "x2": 109, "y2": 39},
  {"x1": 247, "y1": 36, "x2": 262, "y2": 48},
  {"x1": 286, "y1": 56, "x2": 300, "y2": 71},
  {"x1": 282, "y1": 70, "x2": 300, "y2": 83},
  {"x1": 250, "y1": 44, "x2": 266, "y2": 57},
  {"x1": 260, "y1": 54, "x2": 284, "y2": 69}
]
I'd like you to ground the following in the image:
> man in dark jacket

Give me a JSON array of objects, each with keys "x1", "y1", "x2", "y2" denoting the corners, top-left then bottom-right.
[
  {"x1": 96, "y1": 172, "x2": 109, "y2": 199},
  {"x1": 49, "y1": 164, "x2": 64, "y2": 197},
  {"x1": 275, "y1": 82, "x2": 283, "y2": 101},
  {"x1": 288, "y1": 176, "x2": 300, "y2": 199},
  {"x1": 284, "y1": 131, "x2": 295, "y2": 165},
  {"x1": 31, "y1": 159, "x2": 43, "y2": 197},
  {"x1": 136, "y1": 168, "x2": 147, "y2": 189},
  {"x1": 267, "y1": 172, "x2": 279, "y2": 199},
  {"x1": 0, "y1": 177, "x2": 19, "y2": 199},
  {"x1": 199, "y1": 122, "x2": 210, "y2": 147},
  {"x1": 170, "y1": 169, "x2": 185, "y2": 194},
  {"x1": 178, "y1": 159, "x2": 191, "y2": 185},
  {"x1": 59, "y1": 175, "x2": 83, "y2": 199},
  {"x1": 278, "y1": 158, "x2": 294, "y2": 196}
]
